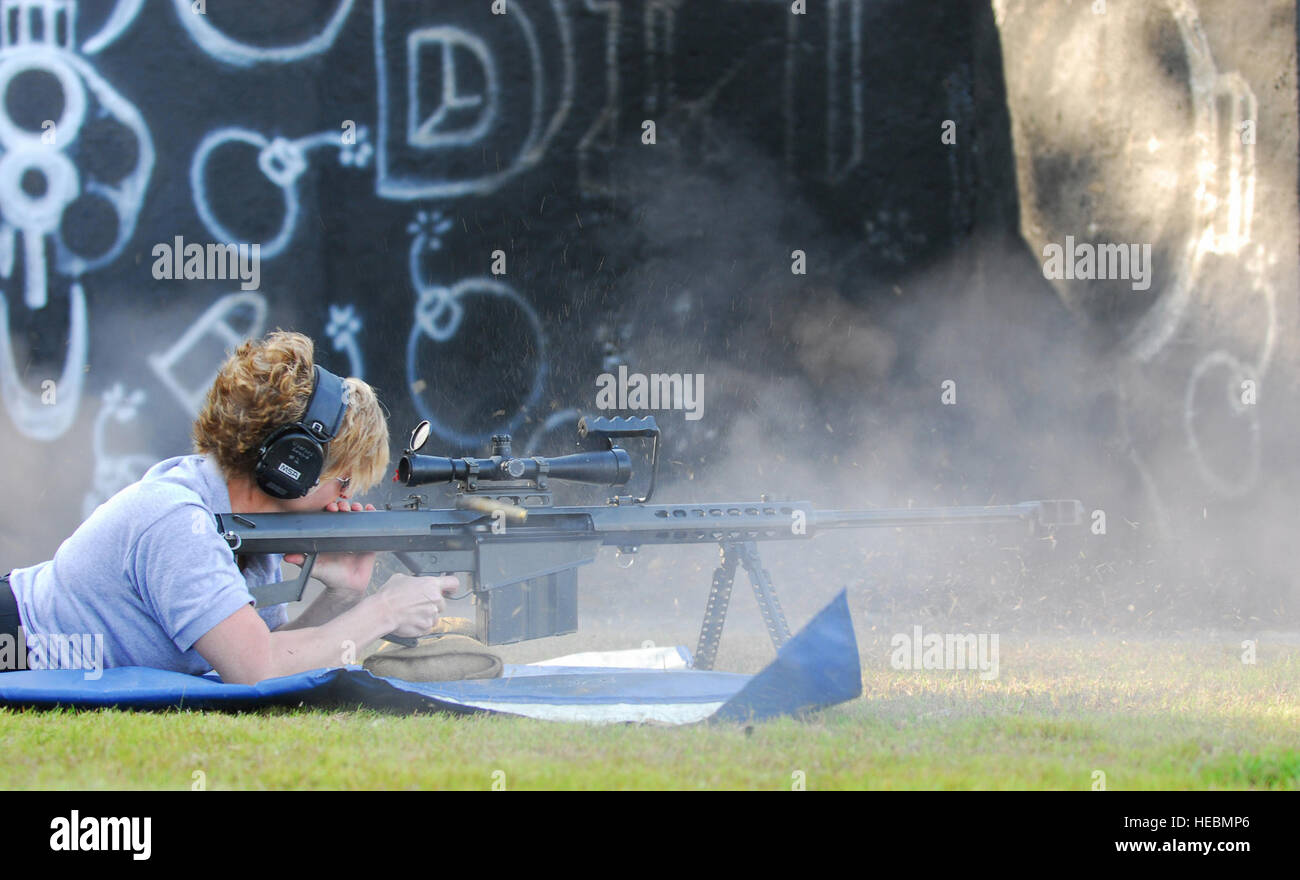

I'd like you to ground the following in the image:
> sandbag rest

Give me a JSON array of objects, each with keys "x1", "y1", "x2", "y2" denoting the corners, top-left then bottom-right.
[{"x1": 365, "y1": 633, "x2": 503, "y2": 682}]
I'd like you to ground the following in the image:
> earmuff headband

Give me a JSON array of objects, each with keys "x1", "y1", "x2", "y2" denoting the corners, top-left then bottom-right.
[{"x1": 301, "y1": 365, "x2": 349, "y2": 443}]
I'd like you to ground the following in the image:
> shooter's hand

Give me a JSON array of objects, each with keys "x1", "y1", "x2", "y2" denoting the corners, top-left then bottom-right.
[
  {"x1": 284, "y1": 501, "x2": 377, "y2": 594},
  {"x1": 377, "y1": 573, "x2": 461, "y2": 638}
]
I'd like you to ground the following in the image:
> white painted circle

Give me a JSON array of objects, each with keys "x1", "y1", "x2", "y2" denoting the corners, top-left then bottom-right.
[
  {"x1": 171, "y1": 0, "x2": 355, "y2": 66},
  {"x1": 0, "y1": 50, "x2": 88, "y2": 148},
  {"x1": 190, "y1": 127, "x2": 299, "y2": 258},
  {"x1": 0, "y1": 147, "x2": 79, "y2": 231}
]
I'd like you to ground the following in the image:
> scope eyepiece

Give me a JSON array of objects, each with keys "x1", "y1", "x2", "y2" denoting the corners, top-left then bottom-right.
[{"x1": 396, "y1": 453, "x2": 465, "y2": 486}]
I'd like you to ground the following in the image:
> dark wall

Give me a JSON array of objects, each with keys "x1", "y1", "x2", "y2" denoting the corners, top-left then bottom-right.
[{"x1": 2, "y1": 0, "x2": 1022, "y2": 562}]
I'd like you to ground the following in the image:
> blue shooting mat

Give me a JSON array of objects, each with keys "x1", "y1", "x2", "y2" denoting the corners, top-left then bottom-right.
[{"x1": 0, "y1": 592, "x2": 861, "y2": 724}]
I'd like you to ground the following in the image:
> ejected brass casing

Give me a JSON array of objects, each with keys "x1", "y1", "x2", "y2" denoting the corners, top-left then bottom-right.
[{"x1": 454, "y1": 495, "x2": 529, "y2": 521}]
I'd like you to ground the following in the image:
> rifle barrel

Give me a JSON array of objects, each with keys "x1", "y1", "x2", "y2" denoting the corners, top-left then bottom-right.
[
  {"x1": 215, "y1": 500, "x2": 1083, "y2": 556},
  {"x1": 814, "y1": 500, "x2": 1082, "y2": 530}
]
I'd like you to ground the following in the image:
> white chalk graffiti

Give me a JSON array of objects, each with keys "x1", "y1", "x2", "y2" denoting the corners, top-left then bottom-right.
[
  {"x1": 1181, "y1": 244, "x2": 1278, "y2": 499},
  {"x1": 0, "y1": 44, "x2": 153, "y2": 306},
  {"x1": 406, "y1": 27, "x2": 498, "y2": 148},
  {"x1": 576, "y1": 0, "x2": 620, "y2": 198},
  {"x1": 148, "y1": 291, "x2": 267, "y2": 417},
  {"x1": 1157, "y1": 1, "x2": 1268, "y2": 499},
  {"x1": 0, "y1": 0, "x2": 153, "y2": 439},
  {"x1": 1, "y1": 0, "x2": 74, "y2": 49},
  {"x1": 404, "y1": 209, "x2": 457, "y2": 342},
  {"x1": 1058, "y1": 0, "x2": 1274, "y2": 503},
  {"x1": 325, "y1": 303, "x2": 364, "y2": 379},
  {"x1": 1125, "y1": 0, "x2": 1258, "y2": 363},
  {"x1": 1183, "y1": 350, "x2": 1260, "y2": 499},
  {"x1": 374, "y1": 0, "x2": 574, "y2": 199},
  {"x1": 643, "y1": 0, "x2": 676, "y2": 116},
  {"x1": 81, "y1": 0, "x2": 144, "y2": 55},
  {"x1": 405, "y1": 277, "x2": 548, "y2": 446},
  {"x1": 404, "y1": 211, "x2": 546, "y2": 446},
  {"x1": 190, "y1": 125, "x2": 371, "y2": 260},
  {"x1": 81, "y1": 383, "x2": 155, "y2": 520},
  {"x1": 0, "y1": 282, "x2": 85, "y2": 440},
  {"x1": 825, "y1": 0, "x2": 865, "y2": 182},
  {"x1": 1203, "y1": 71, "x2": 1256, "y2": 258},
  {"x1": 170, "y1": 0, "x2": 356, "y2": 67}
]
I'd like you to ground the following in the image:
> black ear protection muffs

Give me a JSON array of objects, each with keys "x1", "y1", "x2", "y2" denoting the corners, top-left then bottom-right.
[{"x1": 254, "y1": 365, "x2": 350, "y2": 499}]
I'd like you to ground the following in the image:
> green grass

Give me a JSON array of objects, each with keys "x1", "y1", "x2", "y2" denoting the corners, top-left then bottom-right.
[{"x1": 0, "y1": 636, "x2": 1295, "y2": 790}]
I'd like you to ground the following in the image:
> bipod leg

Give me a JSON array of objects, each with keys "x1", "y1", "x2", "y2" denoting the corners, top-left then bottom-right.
[
  {"x1": 737, "y1": 541, "x2": 791, "y2": 654},
  {"x1": 695, "y1": 542, "x2": 740, "y2": 671}
]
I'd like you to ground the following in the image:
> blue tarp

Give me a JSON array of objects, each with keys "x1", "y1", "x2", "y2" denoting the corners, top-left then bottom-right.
[{"x1": 0, "y1": 591, "x2": 861, "y2": 724}]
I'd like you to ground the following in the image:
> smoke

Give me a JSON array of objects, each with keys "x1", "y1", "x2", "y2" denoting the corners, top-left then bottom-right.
[{"x1": 553, "y1": 110, "x2": 1297, "y2": 669}]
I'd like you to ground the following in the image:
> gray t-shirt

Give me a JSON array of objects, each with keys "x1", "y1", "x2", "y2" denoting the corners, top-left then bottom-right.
[{"x1": 10, "y1": 455, "x2": 288, "y2": 675}]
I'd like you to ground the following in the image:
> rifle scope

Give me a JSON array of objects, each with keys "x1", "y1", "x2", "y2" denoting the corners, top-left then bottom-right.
[{"x1": 397, "y1": 431, "x2": 632, "y2": 488}]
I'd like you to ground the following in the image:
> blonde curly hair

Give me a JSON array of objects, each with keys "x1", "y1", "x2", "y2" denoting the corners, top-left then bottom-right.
[{"x1": 194, "y1": 331, "x2": 390, "y2": 494}]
